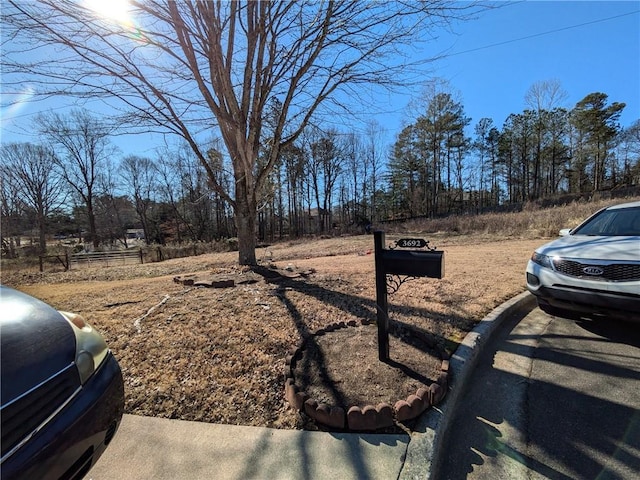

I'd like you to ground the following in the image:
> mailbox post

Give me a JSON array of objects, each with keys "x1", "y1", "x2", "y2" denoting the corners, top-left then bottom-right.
[
  {"x1": 374, "y1": 232, "x2": 391, "y2": 361},
  {"x1": 373, "y1": 231, "x2": 444, "y2": 362}
]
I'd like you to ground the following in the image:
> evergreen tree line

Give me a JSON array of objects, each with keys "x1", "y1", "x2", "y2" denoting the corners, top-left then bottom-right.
[
  {"x1": 389, "y1": 90, "x2": 639, "y2": 218},
  {"x1": 1, "y1": 89, "x2": 639, "y2": 256}
]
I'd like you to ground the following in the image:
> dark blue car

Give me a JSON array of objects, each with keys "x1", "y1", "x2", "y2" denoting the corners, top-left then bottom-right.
[{"x1": 1, "y1": 286, "x2": 124, "y2": 480}]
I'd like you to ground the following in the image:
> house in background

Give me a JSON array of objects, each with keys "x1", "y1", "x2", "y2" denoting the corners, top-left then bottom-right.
[{"x1": 126, "y1": 229, "x2": 145, "y2": 240}]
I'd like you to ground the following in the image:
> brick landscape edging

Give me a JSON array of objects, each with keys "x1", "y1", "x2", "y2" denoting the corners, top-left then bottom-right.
[{"x1": 284, "y1": 321, "x2": 450, "y2": 431}]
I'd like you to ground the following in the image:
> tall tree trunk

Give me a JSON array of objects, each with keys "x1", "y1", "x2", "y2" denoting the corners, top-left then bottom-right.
[
  {"x1": 87, "y1": 199, "x2": 99, "y2": 249},
  {"x1": 235, "y1": 187, "x2": 257, "y2": 265},
  {"x1": 38, "y1": 211, "x2": 47, "y2": 255}
]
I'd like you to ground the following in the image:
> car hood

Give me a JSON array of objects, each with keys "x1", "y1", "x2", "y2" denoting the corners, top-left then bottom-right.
[
  {"x1": 536, "y1": 235, "x2": 640, "y2": 261},
  {"x1": 0, "y1": 287, "x2": 76, "y2": 405}
]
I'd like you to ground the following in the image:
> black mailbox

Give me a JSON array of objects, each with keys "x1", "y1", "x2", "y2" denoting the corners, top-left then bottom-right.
[
  {"x1": 374, "y1": 231, "x2": 444, "y2": 362},
  {"x1": 380, "y1": 249, "x2": 444, "y2": 279}
]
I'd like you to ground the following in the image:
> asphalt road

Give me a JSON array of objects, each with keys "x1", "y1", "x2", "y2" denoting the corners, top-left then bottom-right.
[{"x1": 433, "y1": 306, "x2": 640, "y2": 480}]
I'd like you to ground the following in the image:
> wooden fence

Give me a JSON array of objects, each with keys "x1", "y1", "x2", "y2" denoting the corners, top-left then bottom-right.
[{"x1": 39, "y1": 249, "x2": 144, "y2": 272}]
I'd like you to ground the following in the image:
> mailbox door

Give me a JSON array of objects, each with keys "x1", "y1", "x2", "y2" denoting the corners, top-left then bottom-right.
[{"x1": 381, "y1": 250, "x2": 444, "y2": 278}]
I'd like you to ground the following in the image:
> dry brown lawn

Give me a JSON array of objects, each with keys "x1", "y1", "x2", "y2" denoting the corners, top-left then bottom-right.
[{"x1": 1, "y1": 233, "x2": 546, "y2": 430}]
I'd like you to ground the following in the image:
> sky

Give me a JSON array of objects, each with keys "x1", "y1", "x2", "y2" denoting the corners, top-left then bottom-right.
[
  {"x1": 1, "y1": 1, "x2": 639, "y2": 157},
  {"x1": 368, "y1": 0, "x2": 640, "y2": 141}
]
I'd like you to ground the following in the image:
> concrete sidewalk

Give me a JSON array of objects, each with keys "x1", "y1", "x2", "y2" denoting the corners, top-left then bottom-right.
[
  {"x1": 88, "y1": 415, "x2": 409, "y2": 480},
  {"x1": 88, "y1": 292, "x2": 536, "y2": 480}
]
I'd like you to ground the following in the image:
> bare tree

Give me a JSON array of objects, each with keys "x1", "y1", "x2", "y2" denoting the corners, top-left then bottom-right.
[
  {"x1": 525, "y1": 79, "x2": 569, "y2": 199},
  {"x1": 155, "y1": 147, "x2": 190, "y2": 243},
  {"x1": 0, "y1": 173, "x2": 24, "y2": 258},
  {"x1": 280, "y1": 142, "x2": 307, "y2": 237},
  {"x1": 0, "y1": 143, "x2": 65, "y2": 254},
  {"x1": 120, "y1": 155, "x2": 158, "y2": 244},
  {"x1": 363, "y1": 121, "x2": 386, "y2": 223},
  {"x1": 3, "y1": 0, "x2": 476, "y2": 264},
  {"x1": 525, "y1": 79, "x2": 569, "y2": 113},
  {"x1": 617, "y1": 120, "x2": 640, "y2": 186},
  {"x1": 35, "y1": 109, "x2": 117, "y2": 248},
  {"x1": 307, "y1": 128, "x2": 345, "y2": 232}
]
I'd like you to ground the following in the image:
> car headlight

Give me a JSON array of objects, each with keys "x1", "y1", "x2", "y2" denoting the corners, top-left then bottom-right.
[
  {"x1": 60, "y1": 312, "x2": 109, "y2": 385},
  {"x1": 530, "y1": 251, "x2": 553, "y2": 269}
]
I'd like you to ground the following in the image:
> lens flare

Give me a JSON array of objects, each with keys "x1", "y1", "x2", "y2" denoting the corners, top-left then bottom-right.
[
  {"x1": 85, "y1": 0, "x2": 132, "y2": 25},
  {"x1": 0, "y1": 86, "x2": 35, "y2": 128},
  {"x1": 84, "y1": 0, "x2": 148, "y2": 44}
]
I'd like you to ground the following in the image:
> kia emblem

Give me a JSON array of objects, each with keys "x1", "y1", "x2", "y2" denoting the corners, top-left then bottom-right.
[{"x1": 583, "y1": 266, "x2": 604, "y2": 276}]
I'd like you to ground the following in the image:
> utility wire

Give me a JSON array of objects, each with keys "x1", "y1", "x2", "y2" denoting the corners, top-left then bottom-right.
[
  {"x1": 444, "y1": 9, "x2": 640, "y2": 58},
  {"x1": 2, "y1": 7, "x2": 638, "y2": 137}
]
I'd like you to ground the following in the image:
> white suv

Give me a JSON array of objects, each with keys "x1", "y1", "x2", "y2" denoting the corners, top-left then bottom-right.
[{"x1": 526, "y1": 201, "x2": 640, "y2": 321}]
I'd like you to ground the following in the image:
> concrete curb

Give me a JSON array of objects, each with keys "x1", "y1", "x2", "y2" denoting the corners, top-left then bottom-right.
[{"x1": 399, "y1": 291, "x2": 537, "y2": 479}]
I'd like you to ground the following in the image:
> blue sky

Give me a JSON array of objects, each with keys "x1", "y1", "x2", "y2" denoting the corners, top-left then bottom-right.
[
  {"x1": 1, "y1": 1, "x2": 639, "y2": 156},
  {"x1": 369, "y1": 0, "x2": 640, "y2": 141}
]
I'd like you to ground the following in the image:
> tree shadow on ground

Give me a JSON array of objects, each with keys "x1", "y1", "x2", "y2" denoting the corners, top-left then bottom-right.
[
  {"x1": 269, "y1": 274, "x2": 460, "y2": 433},
  {"x1": 435, "y1": 306, "x2": 640, "y2": 480}
]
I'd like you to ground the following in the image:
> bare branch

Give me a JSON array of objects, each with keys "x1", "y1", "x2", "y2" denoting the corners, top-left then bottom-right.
[{"x1": 2, "y1": 0, "x2": 480, "y2": 264}]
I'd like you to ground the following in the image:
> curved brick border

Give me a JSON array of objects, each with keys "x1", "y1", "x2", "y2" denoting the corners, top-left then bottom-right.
[{"x1": 284, "y1": 321, "x2": 451, "y2": 431}]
